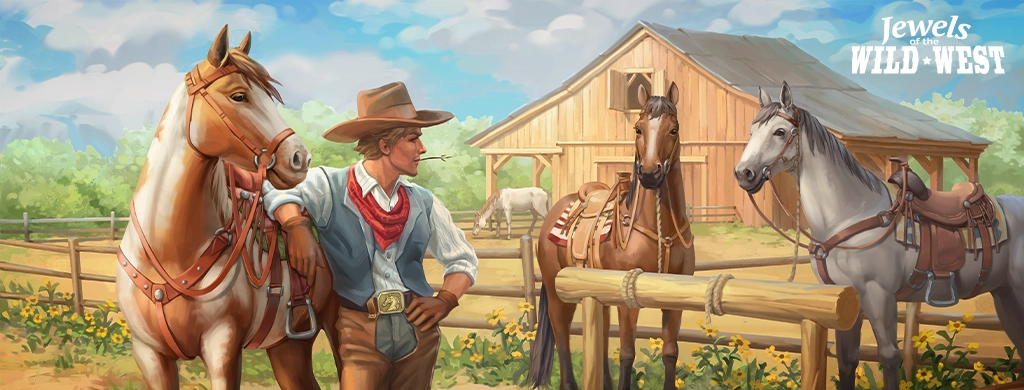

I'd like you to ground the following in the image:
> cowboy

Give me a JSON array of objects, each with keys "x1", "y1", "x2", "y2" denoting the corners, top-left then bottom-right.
[{"x1": 262, "y1": 81, "x2": 478, "y2": 389}]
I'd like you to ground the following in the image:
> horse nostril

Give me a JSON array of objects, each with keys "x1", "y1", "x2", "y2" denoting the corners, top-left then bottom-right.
[
  {"x1": 292, "y1": 151, "x2": 301, "y2": 169},
  {"x1": 743, "y1": 169, "x2": 755, "y2": 181}
]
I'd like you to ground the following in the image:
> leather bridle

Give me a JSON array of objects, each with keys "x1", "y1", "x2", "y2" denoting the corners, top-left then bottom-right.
[{"x1": 117, "y1": 63, "x2": 314, "y2": 361}]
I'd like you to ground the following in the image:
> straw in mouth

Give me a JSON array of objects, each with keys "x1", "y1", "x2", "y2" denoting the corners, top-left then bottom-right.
[{"x1": 419, "y1": 154, "x2": 453, "y2": 162}]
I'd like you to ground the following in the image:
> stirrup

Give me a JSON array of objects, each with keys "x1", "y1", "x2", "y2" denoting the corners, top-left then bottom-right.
[
  {"x1": 285, "y1": 298, "x2": 318, "y2": 340},
  {"x1": 924, "y1": 272, "x2": 960, "y2": 308}
]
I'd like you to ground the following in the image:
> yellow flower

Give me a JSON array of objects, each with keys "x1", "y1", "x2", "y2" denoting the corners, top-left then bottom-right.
[
  {"x1": 927, "y1": 378, "x2": 941, "y2": 388},
  {"x1": 488, "y1": 344, "x2": 501, "y2": 354},
  {"x1": 10, "y1": 301, "x2": 18, "y2": 308},
  {"x1": 518, "y1": 302, "x2": 534, "y2": 312},
  {"x1": 111, "y1": 334, "x2": 124, "y2": 344},
  {"x1": 734, "y1": 371, "x2": 746, "y2": 381},
  {"x1": 856, "y1": 366, "x2": 865, "y2": 378},
  {"x1": 523, "y1": 330, "x2": 536, "y2": 341},
  {"x1": 512, "y1": 351, "x2": 523, "y2": 359},
  {"x1": 675, "y1": 378, "x2": 684, "y2": 388},
  {"x1": 729, "y1": 334, "x2": 750, "y2": 352},
  {"x1": 695, "y1": 318, "x2": 704, "y2": 327},
  {"x1": 946, "y1": 320, "x2": 965, "y2": 333},
  {"x1": 967, "y1": 342, "x2": 978, "y2": 351},
  {"x1": 938, "y1": 362, "x2": 944, "y2": 371},
  {"x1": 70, "y1": 313, "x2": 78, "y2": 321},
  {"x1": 765, "y1": 345, "x2": 776, "y2": 356},
  {"x1": 470, "y1": 353, "x2": 483, "y2": 363},
  {"x1": 117, "y1": 318, "x2": 127, "y2": 327},
  {"x1": 751, "y1": 382, "x2": 764, "y2": 390},
  {"x1": 703, "y1": 327, "x2": 718, "y2": 338},
  {"x1": 20, "y1": 307, "x2": 32, "y2": 318},
  {"x1": 105, "y1": 299, "x2": 117, "y2": 310},
  {"x1": 613, "y1": 351, "x2": 620, "y2": 364},
  {"x1": 911, "y1": 329, "x2": 936, "y2": 350},
  {"x1": 438, "y1": 351, "x2": 445, "y2": 358},
  {"x1": 122, "y1": 327, "x2": 131, "y2": 336},
  {"x1": 84, "y1": 313, "x2": 94, "y2": 322},
  {"x1": 637, "y1": 379, "x2": 644, "y2": 387},
  {"x1": 459, "y1": 336, "x2": 475, "y2": 349},
  {"x1": 1, "y1": 311, "x2": 9, "y2": 320},
  {"x1": 900, "y1": 380, "x2": 913, "y2": 390},
  {"x1": 676, "y1": 359, "x2": 681, "y2": 368},
  {"x1": 963, "y1": 312, "x2": 974, "y2": 323},
  {"x1": 974, "y1": 361, "x2": 985, "y2": 371},
  {"x1": 86, "y1": 326, "x2": 95, "y2": 333},
  {"x1": 32, "y1": 313, "x2": 44, "y2": 324},
  {"x1": 994, "y1": 374, "x2": 1010, "y2": 384},
  {"x1": 766, "y1": 374, "x2": 778, "y2": 383},
  {"x1": 25, "y1": 295, "x2": 38, "y2": 305},
  {"x1": 96, "y1": 327, "x2": 108, "y2": 338},
  {"x1": 649, "y1": 337, "x2": 664, "y2": 350},
  {"x1": 775, "y1": 351, "x2": 792, "y2": 363},
  {"x1": 691, "y1": 346, "x2": 702, "y2": 355},
  {"x1": 503, "y1": 322, "x2": 522, "y2": 337},
  {"x1": 450, "y1": 350, "x2": 462, "y2": 358},
  {"x1": 48, "y1": 305, "x2": 61, "y2": 317},
  {"x1": 915, "y1": 367, "x2": 932, "y2": 382},
  {"x1": 786, "y1": 380, "x2": 797, "y2": 389},
  {"x1": 950, "y1": 381, "x2": 958, "y2": 388},
  {"x1": 485, "y1": 308, "x2": 507, "y2": 326},
  {"x1": 66, "y1": 328, "x2": 73, "y2": 336}
]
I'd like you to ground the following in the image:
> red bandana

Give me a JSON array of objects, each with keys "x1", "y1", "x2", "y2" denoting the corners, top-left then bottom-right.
[{"x1": 347, "y1": 167, "x2": 410, "y2": 250}]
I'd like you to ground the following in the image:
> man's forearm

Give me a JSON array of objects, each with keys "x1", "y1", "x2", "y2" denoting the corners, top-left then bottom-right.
[
  {"x1": 439, "y1": 272, "x2": 473, "y2": 300},
  {"x1": 273, "y1": 203, "x2": 304, "y2": 224}
]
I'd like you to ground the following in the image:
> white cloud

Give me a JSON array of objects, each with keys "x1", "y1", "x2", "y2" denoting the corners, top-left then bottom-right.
[
  {"x1": 707, "y1": 18, "x2": 732, "y2": 33},
  {"x1": 263, "y1": 52, "x2": 420, "y2": 112},
  {"x1": 413, "y1": 0, "x2": 467, "y2": 18},
  {"x1": 398, "y1": 26, "x2": 430, "y2": 45},
  {"x1": 727, "y1": 0, "x2": 827, "y2": 27},
  {"x1": 772, "y1": 20, "x2": 839, "y2": 43}
]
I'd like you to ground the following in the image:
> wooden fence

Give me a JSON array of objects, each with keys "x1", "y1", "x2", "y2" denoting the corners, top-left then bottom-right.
[
  {"x1": 0, "y1": 237, "x2": 1011, "y2": 378},
  {"x1": 687, "y1": 203, "x2": 741, "y2": 223}
]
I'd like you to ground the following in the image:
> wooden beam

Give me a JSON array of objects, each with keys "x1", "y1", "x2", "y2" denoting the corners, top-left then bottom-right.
[
  {"x1": 535, "y1": 154, "x2": 552, "y2": 169},
  {"x1": 581, "y1": 298, "x2": 607, "y2": 390},
  {"x1": 930, "y1": 156, "x2": 944, "y2": 191},
  {"x1": 532, "y1": 157, "x2": 544, "y2": 188},
  {"x1": 485, "y1": 154, "x2": 496, "y2": 200},
  {"x1": 953, "y1": 157, "x2": 978, "y2": 182},
  {"x1": 854, "y1": 153, "x2": 883, "y2": 175},
  {"x1": 623, "y1": 67, "x2": 655, "y2": 74},
  {"x1": 493, "y1": 155, "x2": 513, "y2": 173},
  {"x1": 912, "y1": 155, "x2": 935, "y2": 172},
  {"x1": 480, "y1": 147, "x2": 564, "y2": 155}
]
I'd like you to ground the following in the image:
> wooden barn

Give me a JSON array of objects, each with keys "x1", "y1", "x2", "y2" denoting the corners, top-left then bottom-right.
[{"x1": 465, "y1": 21, "x2": 990, "y2": 228}]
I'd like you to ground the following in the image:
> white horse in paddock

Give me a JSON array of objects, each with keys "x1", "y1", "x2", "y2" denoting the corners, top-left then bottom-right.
[
  {"x1": 734, "y1": 82, "x2": 1024, "y2": 390},
  {"x1": 473, "y1": 187, "x2": 550, "y2": 240}
]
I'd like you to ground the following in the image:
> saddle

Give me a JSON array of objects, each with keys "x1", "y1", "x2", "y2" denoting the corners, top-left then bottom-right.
[
  {"x1": 887, "y1": 158, "x2": 997, "y2": 306},
  {"x1": 559, "y1": 172, "x2": 632, "y2": 269}
]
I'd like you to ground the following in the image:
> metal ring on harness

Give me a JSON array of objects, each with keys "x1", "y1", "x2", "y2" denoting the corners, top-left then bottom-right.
[
  {"x1": 285, "y1": 298, "x2": 318, "y2": 340},
  {"x1": 761, "y1": 165, "x2": 771, "y2": 180},
  {"x1": 809, "y1": 242, "x2": 828, "y2": 260},
  {"x1": 254, "y1": 148, "x2": 277, "y2": 170}
]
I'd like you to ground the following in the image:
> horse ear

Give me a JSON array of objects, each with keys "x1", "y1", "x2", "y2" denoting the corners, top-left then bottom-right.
[
  {"x1": 780, "y1": 81, "x2": 793, "y2": 110},
  {"x1": 667, "y1": 82, "x2": 679, "y2": 105},
  {"x1": 758, "y1": 86, "x2": 772, "y2": 108},
  {"x1": 237, "y1": 31, "x2": 252, "y2": 55},
  {"x1": 207, "y1": 24, "x2": 230, "y2": 68},
  {"x1": 638, "y1": 84, "x2": 650, "y2": 108}
]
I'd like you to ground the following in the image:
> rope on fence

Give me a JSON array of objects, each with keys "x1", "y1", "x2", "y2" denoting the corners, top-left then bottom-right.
[
  {"x1": 704, "y1": 273, "x2": 735, "y2": 324},
  {"x1": 619, "y1": 268, "x2": 643, "y2": 309}
]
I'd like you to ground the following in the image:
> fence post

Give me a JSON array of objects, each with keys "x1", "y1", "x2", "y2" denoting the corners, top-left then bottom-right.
[
  {"x1": 67, "y1": 237, "x2": 84, "y2": 314},
  {"x1": 799, "y1": 319, "x2": 827, "y2": 390},
  {"x1": 581, "y1": 297, "x2": 606, "y2": 390},
  {"x1": 23, "y1": 212, "x2": 30, "y2": 242},
  {"x1": 686, "y1": 202, "x2": 692, "y2": 221},
  {"x1": 902, "y1": 302, "x2": 921, "y2": 376},
  {"x1": 110, "y1": 211, "x2": 117, "y2": 240},
  {"x1": 520, "y1": 235, "x2": 537, "y2": 327}
]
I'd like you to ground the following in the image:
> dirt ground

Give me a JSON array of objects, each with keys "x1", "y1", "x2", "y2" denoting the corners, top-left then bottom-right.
[{"x1": 0, "y1": 221, "x2": 1013, "y2": 389}]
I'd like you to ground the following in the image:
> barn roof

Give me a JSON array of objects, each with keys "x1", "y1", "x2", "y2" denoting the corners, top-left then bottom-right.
[{"x1": 466, "y1": 21, "x2": 989, "y2": 146}]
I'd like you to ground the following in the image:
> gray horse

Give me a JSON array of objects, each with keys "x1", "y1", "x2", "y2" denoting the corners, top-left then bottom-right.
[{"x1": 733, "y1": 81, "x2": 1024, "y2": 390}]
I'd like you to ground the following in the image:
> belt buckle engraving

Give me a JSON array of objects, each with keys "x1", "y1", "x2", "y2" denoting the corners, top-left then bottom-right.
[{"x1": 376, "y1": 290, "x2": 405, "y2": 315}]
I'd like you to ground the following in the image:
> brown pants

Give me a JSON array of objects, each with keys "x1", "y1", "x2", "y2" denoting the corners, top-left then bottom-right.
[{"x1": 335, "y1": 306, "x2": 440, "y2": 389}]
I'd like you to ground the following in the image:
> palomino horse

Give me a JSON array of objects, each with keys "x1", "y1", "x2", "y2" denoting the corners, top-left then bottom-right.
[
  {"x1": 529, "y1": 83, "x2": 696, "y2": 390},
  {"x1": 115, "y1": 25, "x2": 340, "y2": 389},
  {"x1": 472, "y1": 187, "x2": 550, "y2": 239},
  {"x1": 734, "y1": 81, "x2": 1024, "y2": 390}
]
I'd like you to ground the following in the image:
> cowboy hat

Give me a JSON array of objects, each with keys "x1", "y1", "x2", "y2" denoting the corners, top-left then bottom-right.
[{"x1": 322, "y1": 82, "x2": 454, "y2": 143}]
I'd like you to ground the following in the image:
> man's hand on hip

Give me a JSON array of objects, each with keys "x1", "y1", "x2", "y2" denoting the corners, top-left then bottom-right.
[
  {"x1": 281, "y1": 216, "x2": 324, "y2": 278},
  {"x1": 405, "y1": 290, "x2": 459, "y2": 332}
]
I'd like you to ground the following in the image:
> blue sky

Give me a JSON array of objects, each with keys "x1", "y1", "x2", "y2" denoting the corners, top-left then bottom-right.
[{"x1": 1, "y1": 0, "x2": 1021, "y2": 151}]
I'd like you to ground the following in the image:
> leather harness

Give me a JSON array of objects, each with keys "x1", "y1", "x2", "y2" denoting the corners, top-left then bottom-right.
[
  {"x1": 747, "y1": 107, "x2": 996, "y2": 304},
  {"x1": 117, "y1": 63, "x2": 313, "y2": 360}
]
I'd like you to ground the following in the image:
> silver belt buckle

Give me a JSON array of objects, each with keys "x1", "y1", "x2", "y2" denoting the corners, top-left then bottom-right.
[{"x1": 376, "y1": 290, "x2": 405, "y2": 315}]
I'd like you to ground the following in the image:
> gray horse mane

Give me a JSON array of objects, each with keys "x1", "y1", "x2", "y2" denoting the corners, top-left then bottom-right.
[{"x1": 754, "y1": 102, "x2": 887, "y2": 194}]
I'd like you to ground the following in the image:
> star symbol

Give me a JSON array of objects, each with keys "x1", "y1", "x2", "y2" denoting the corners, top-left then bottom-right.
[{"x1": 923, "y1": 57, "x2": 932, "y2": 65}]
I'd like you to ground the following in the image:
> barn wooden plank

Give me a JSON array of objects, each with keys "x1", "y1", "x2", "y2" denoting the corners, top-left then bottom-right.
[
  {"x1": 575, "y1": 88, "x2": 584, "y2": 142},
  {"x1": 597, "y1": 70, "x2": 607, "y2": 143},
  {"x1": 688, "y1": 65, "x2": 699, "y2": 144},
  {"x1": 707, "y1": 80, "x2": 718, "y2": 143},
  {"x1": 699, "y1": 76, "x2": 708, "y2": 142},
  {"x1": 718, "y1": 88, "x2": 728, "y2": 142},
  {"x1": 583, "y1": 82, "x2": 592, "y2": 143}
]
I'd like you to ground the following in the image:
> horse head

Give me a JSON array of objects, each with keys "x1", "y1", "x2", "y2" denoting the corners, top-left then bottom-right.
[
  {"x1": 634, "y1": 81, "x2": 680, "y2": 189},
  {"x1": 735, "y1": 81, "x2": 800, "y2": 194},
  {"x1": 187, "y1": 25, "x2": 310, "y2": 189},
  {"x1": 472, "y1": 211, "x2": 485, "y2": 236}
]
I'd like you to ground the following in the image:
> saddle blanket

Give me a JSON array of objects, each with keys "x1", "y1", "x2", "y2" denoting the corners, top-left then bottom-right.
[
  {"x1": 887, "y1": 184, "x2": 1009, "y2": 248},
  {"x1": 547, "y1": 199, "x2": 614, "y2": 246}
]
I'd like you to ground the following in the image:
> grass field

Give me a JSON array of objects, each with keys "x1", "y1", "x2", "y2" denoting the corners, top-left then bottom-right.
[{"x1": 0, "y1": 221, "x2": 1014, "y2": 389}]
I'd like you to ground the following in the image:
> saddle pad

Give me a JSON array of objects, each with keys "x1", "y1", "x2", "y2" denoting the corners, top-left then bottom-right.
[
  {"x1": 888, "y1": 184, "x2": 1008, "y2": 248},
  {"x1": 547, "y1": 199, "x2": 614, "y2": 246}
]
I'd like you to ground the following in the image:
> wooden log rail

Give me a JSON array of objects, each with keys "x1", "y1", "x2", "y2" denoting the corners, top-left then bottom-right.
[{"x1": 555, "y1": 267, "x2": 862, "y2": 390}]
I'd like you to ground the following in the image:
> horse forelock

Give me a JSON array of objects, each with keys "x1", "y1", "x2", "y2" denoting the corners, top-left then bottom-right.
[
  {"x1": 221, "y1": 48, "x2": 283, "y2": 104},
  {"x1": 643, "y1": 95, "x2": 677, "y2": 121}
]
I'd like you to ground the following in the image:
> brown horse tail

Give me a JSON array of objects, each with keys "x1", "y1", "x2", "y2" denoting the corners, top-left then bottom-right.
[{"x1": 526, "y1": 284, "x2": 555, "y2": 389}]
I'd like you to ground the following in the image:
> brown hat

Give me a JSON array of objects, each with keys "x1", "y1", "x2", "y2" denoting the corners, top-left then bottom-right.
[{"x1": 322, "y1": 81, "x2": 454, "y2": 143}]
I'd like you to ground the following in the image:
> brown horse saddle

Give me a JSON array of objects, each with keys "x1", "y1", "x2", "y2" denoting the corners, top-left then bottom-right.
[
  {"x1": 887, "y1": 159, "x2": 1001, "y2": 307},
  {"x1": 548, "y1": 180, "x2": 625, "y2": 269}
]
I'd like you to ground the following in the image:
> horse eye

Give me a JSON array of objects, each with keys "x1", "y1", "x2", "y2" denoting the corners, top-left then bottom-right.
[
  {"x1": 635, "y1": 127, "x2": 642, "y2": 135},
  {"x1": 773, "y1": 128, "x2": 785, "y2": 137},
  {"x1": 231, "y1": 92, "x2": 248, "y2": 102},
  {"x1": 670, "y1": 128, "x2": 678, "y2": 136}
]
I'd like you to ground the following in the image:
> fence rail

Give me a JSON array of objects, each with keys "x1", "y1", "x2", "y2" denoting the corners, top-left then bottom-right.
[{"x1": 687, "y1": 203, "x2": 740, "y2": 223}]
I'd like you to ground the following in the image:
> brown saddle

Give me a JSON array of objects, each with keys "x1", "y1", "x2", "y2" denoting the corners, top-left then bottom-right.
[
  {"x1": 561, "y1": 173, "x2": 632, "y2": 269},
  {"x1": 887, "y1": 158, "x2": 997, "y2": 306}
]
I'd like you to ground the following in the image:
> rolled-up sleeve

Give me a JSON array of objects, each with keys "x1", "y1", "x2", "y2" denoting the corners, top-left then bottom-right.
[
  {"x1": 262, "y1": 166, "x2": 335, "y2": 229},
  {"x1": 426, "y1": 194, "x2": 479, "y2": 285}
]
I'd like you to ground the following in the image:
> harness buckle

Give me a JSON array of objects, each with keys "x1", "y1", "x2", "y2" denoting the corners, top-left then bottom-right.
[
  {"x1": 760, "y1": 165, "x2": 771, "y2": 180},
  {"x1": 908, "y1": 268, "x2": 928, "y2": 289},
  {"x1": 254, "y1": 148, "x2": 277, "y2": 170},
  {"x1": 877, "y1": 210, "x2": 893, "y2": 227},
  {"x1": 809, "y1": 243, "x2": 828, "y2": 260}
]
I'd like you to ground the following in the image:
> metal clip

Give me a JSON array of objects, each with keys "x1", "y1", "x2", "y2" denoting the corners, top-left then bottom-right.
[
  {"x1": 254, "y1": 148, "x2": 278, "y2": 170},
  {"x1": 908, "y1": 268, "x2": 928, "y2": 289}
]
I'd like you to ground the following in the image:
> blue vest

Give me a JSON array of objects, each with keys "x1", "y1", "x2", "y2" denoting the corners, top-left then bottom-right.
[{"x1": 317, "y1": 166, "x2": 435, "y2": 307}]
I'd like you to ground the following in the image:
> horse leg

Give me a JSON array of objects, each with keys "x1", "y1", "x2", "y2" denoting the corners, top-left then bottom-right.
[
  {"x1": 616, "y1": 307, "x2": 641, "y2": 390},
  {"x1": 267, "y1": 338, "x2": 321, "y2": 390},
  {"x1": 835, "y1": 312, "x2": 865, "y2": 390},
  {"x1": 495, "y1": 214, "x2": 501, "y2": 239},
  {"x1": 506, "y1": 208, "x2": 513, "y2": 240},
  {"x1": 200, "y1": 323, "x2": 245, "y2": 390},
  {"x1": 991, "y1": 285, "x2": 1024, "y2": 362},
  {"x1": 546, "y1": 284, "x2": 580, "y2": 390},
  {"x1": 661, "y1": 309, "x2": 682, "y2": 390},
  {"x1": 860, "y1": 283, "x2": 901, "y2": 390},
  {"x1": 132, "y1": 342, "x2": 180, "y2": 390},
  {"x1": 528, "y1": 211, "x2": 538, "y2": 236}
]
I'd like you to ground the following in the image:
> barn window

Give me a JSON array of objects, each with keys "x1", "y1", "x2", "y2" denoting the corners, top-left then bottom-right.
[
  {"x1": 626, "y1": 73, "x2": 652, "y2": 110},
  {"x1": 608, "y1": 68, "x2": 668, "y2": 112}
]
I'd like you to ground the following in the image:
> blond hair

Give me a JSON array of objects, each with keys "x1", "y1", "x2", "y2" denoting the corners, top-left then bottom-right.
[{"x1": 353, "y1": 127, "x2": 421, "y2": 160}]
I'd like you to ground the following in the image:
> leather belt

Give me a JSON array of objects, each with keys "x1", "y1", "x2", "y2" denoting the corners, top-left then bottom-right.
[{"x1": 340, "y1": 291, "x2": 416, "y2": 319}]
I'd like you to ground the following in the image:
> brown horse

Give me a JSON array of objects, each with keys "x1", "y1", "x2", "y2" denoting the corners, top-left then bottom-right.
[
  {"x1": 115, "y1": 25, "x2": 340, "y2": 389},
  {"x1": 528, "y1": 82, "x2": 696, "y2": 390}
]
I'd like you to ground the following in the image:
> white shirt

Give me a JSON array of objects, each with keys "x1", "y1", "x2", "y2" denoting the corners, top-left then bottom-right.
[{"x1": 262, "y1": 160, "x2": 479, "y2": 295}]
